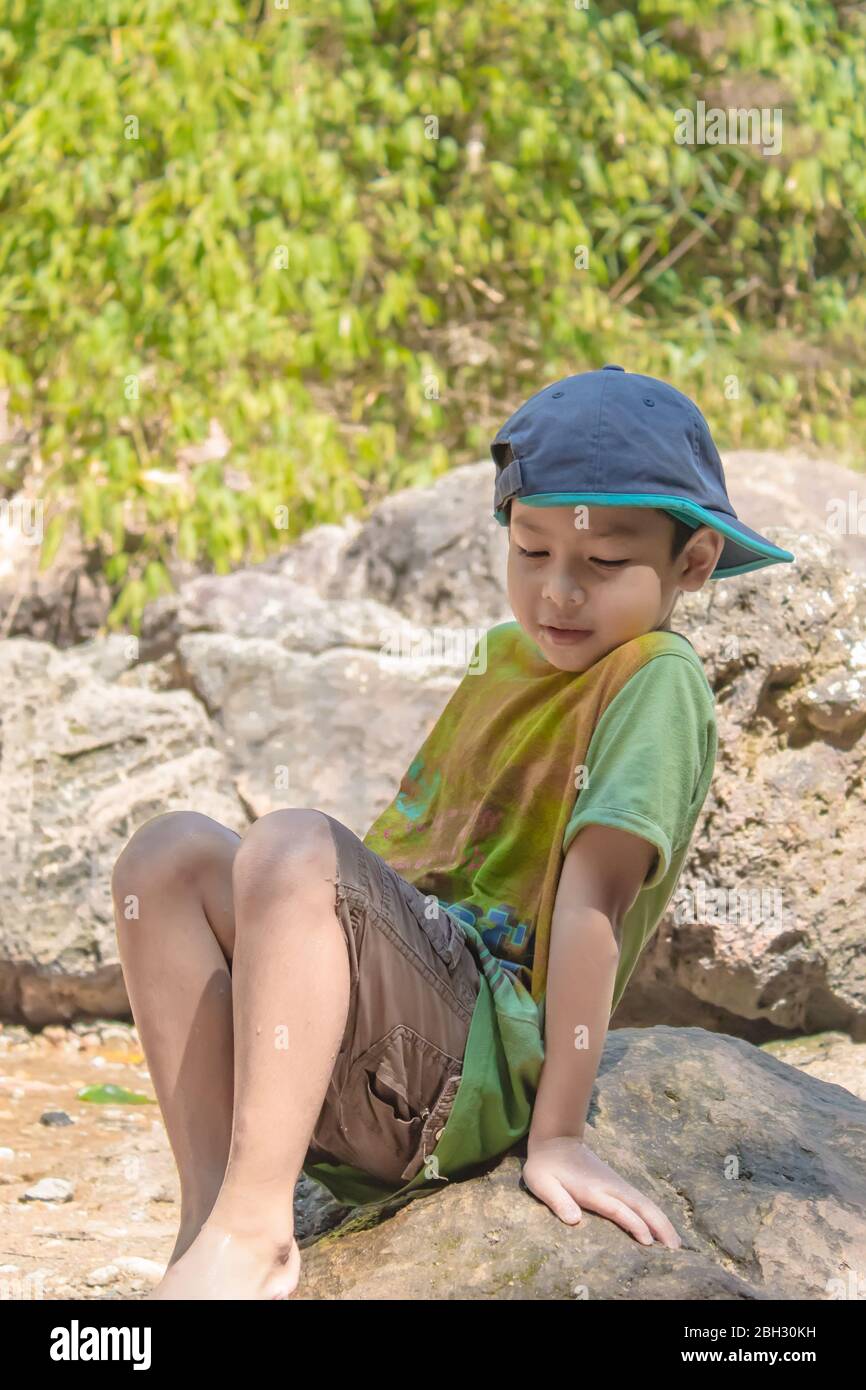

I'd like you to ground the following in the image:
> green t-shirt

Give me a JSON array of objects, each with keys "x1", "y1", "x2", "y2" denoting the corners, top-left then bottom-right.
[{"x1": 301, "y1": 622, "x2": 717, "y2": 1210}]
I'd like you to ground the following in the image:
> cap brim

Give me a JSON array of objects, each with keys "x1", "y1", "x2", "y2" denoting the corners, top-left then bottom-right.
[
  {"x1": 692, "y1": 505, "x2": 796, "y2": 577},
  {"x1": 493, "y1": 493, "x2": 796, "y2": 579}
]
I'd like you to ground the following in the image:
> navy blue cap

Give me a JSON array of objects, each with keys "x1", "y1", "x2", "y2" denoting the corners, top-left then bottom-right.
[{"x1": 491, "y1": 365, "x2": 795, "y2": 579}]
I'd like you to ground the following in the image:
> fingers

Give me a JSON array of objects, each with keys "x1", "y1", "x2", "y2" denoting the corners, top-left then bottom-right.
[
  {"x1": 628, "y1": 1195, "x2": 682, "y2": 1249},
  {"x1": 575, "y1": 1170, "x2": 682, "y2": 1248},
  {"x1": 604, "y1": 1183, "x2": 682, "y2": 1247},
  {"x1": 523, "y1": 1166, "x2": 683, "y2": 1249},
  {"x1": 587, "y1": 1194, "x2": 656, "y2": 1245},
  {"x1": 524, "y1": 1171, "x2": 583, "y2": 1225},
  {"x1": 584, "y1": 1192, "x2": 683, "y2": 1248}
]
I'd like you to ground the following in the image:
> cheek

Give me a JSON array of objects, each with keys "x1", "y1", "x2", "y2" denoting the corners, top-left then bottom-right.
[
  {"x1": 506, "y1": 551, "x2": 528, "y2": 589},
  {"x1": 505, "y1": 552, "x2": 522, "y2": 602},
  {"x1": 610, "y1": 566, "x2": 662, "y2": 607}
]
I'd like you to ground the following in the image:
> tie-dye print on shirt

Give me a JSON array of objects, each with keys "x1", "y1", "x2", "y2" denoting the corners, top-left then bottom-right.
[
  {"x1": 363, "y1": 621, "x2": 716, "y2": 1016},
  {"x1": 302, "y1": 621, "x2": 716, "y2": 1209}
]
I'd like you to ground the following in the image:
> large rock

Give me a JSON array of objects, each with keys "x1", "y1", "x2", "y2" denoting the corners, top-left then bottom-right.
[
  {"x1": 616, "y1": 527, "x2": 866, "y2": 1041},
  {"x1": 2, "y1": 453, "x2": 866, "y2": 1040},
  {"x1": 317, "y1": 461, "x2": 511, "y2": 627},
  {"x1": 0, "y1": 616, "x2": 473, "y2": 1022},
  {"x1": 175, "y1": 630, "x2": 464, "y2": 828},
  {"x1": 293, "y1": 1026, "x2": 866, "y2": 1300},
  {"x1": 0, "y1": 639, "x2": 248, "y2": 1024},
  {"x1": 139, "y1": 522, "x2": 363, "y2": 663},
  {"x1": 722, "y1": 448, "x2": 866, "y2": 576},
  {"x1": 136, "y1": 463, "x2": 510, "y2": 658}
]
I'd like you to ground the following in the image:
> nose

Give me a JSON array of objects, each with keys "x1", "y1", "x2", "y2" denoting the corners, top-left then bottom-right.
[{"x1": 541, "y1": 576, "x2": 587, "y2": 607}]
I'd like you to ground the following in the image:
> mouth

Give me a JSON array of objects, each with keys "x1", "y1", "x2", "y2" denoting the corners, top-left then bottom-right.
[{"x1": 540, "y1": 624, "x2": 593, "y2": 644}]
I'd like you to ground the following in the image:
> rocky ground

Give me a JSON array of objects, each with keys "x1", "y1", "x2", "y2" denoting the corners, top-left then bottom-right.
[
  {"x1": 1, "y1": 1018, "x2": 864, "y2": 1300},
  {"x1": 0, "y1": 1018, "x2": 344, "y2": 1301}
]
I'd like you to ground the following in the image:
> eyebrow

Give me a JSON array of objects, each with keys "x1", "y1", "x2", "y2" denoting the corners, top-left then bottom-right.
[{"x1": 513, "y1": 514, "x2": 642, "y2": 537}]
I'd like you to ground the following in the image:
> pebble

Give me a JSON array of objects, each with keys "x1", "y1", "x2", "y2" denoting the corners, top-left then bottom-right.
[
  {"x1": 114, "y1": 1256, "x2": 164, "y2": 1279},
  {"x1": 20, "y1": 1177, "x2": 75, "y2": 1203}
]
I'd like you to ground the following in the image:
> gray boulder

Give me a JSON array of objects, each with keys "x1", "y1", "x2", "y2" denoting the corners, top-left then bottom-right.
[
  {"x1": 293, "y1": 1026, "x2": 866, "y2": 1300},
  {"x1": 0, "y1": 639, "x2": 247, "y2": 1024}
]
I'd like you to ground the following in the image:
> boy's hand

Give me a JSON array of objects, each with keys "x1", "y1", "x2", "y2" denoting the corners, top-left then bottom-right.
[{"x1": 521, "y1": 1136, "x2": 682, "y2": 1249}]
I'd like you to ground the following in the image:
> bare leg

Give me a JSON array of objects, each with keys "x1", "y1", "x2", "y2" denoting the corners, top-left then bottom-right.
[
  {"x1": 112, "y1": 810, "x2": 242, "y2": 1266},
  {"x1": 145, "y1": 807, "x2": 351, "y2": 1300}
]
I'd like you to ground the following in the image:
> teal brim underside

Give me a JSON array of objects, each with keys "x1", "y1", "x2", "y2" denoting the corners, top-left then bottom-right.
[{"x1": 492, "y1": 492, "x2": 796, "y2": 579}]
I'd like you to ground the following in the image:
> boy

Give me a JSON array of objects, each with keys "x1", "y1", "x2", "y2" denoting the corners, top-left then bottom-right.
[
  {"x1": 324, "y1": 364, "x2": 796, "y2": 1225},
  {"x1": 113, "y1": 365, "x2": 795, "y2": 1299}
]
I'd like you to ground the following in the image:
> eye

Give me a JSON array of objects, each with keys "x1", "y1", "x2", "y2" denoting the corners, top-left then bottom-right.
[{"x1": 515, "y1": 545, "x2": 629, "y2": 567}]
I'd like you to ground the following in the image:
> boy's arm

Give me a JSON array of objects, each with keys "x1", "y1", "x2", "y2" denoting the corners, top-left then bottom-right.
[{"x1": 527, "y1": 823, "x2": 655, "y2": 1150}]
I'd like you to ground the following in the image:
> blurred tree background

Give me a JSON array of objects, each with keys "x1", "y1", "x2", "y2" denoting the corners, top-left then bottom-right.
[{"x1": 0, "y1": 0, "x2": 864, "y2": 628}]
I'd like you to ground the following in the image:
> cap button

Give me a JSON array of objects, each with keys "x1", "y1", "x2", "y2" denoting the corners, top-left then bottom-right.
[{"x1": 602, "y1": 364, "x2": 625, "y2": 371}]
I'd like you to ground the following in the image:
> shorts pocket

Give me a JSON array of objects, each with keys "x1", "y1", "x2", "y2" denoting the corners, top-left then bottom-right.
[{"x1": 340, "y1": 1024, "x2": 458, "y2": 1185}]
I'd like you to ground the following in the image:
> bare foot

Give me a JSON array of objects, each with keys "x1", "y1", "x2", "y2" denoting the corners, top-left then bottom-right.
[{"x1": 147, "y1": 1221, "x2": 301, "y2": 1300}]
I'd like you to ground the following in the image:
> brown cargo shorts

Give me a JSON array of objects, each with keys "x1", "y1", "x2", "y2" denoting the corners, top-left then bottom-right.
[{"x1": 304, "y1": 812, "x2": 482, "y2": 1187}]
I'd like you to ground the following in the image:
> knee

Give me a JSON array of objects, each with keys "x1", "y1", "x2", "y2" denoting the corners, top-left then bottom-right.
[
  {"x1": 232, "y1": 808, "x2": 336, "y2": 911},
  {"x1": 111, "y1": 810, "x2": 234, "y2": 906}
]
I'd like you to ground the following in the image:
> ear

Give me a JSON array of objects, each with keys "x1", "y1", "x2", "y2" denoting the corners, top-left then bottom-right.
[{"x1": 677, "y1": 527, "x2": 725, "y2": 590}]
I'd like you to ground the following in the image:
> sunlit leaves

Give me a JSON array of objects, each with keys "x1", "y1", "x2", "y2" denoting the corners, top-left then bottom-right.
[{"x1": 0, "y1": 0, "x2": 862, "y2": 633}]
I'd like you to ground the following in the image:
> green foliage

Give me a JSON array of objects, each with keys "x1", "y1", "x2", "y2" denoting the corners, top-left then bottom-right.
[
  {"x1": 0, "y1": 0, "x2": 864, "y2": 630},
  {"x1": 77, "y1": 1082, "x2": 154, "y2": 1104}
]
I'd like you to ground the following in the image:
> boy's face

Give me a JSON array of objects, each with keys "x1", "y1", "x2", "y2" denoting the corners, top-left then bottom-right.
[{"x1": 506, "y1": 501, "x2": 723, "y2": 673}]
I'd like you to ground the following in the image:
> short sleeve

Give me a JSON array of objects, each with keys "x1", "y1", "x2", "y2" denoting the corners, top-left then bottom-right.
[{"x1": 563, "y1": 653, "x2": 716, "y2": 891}]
